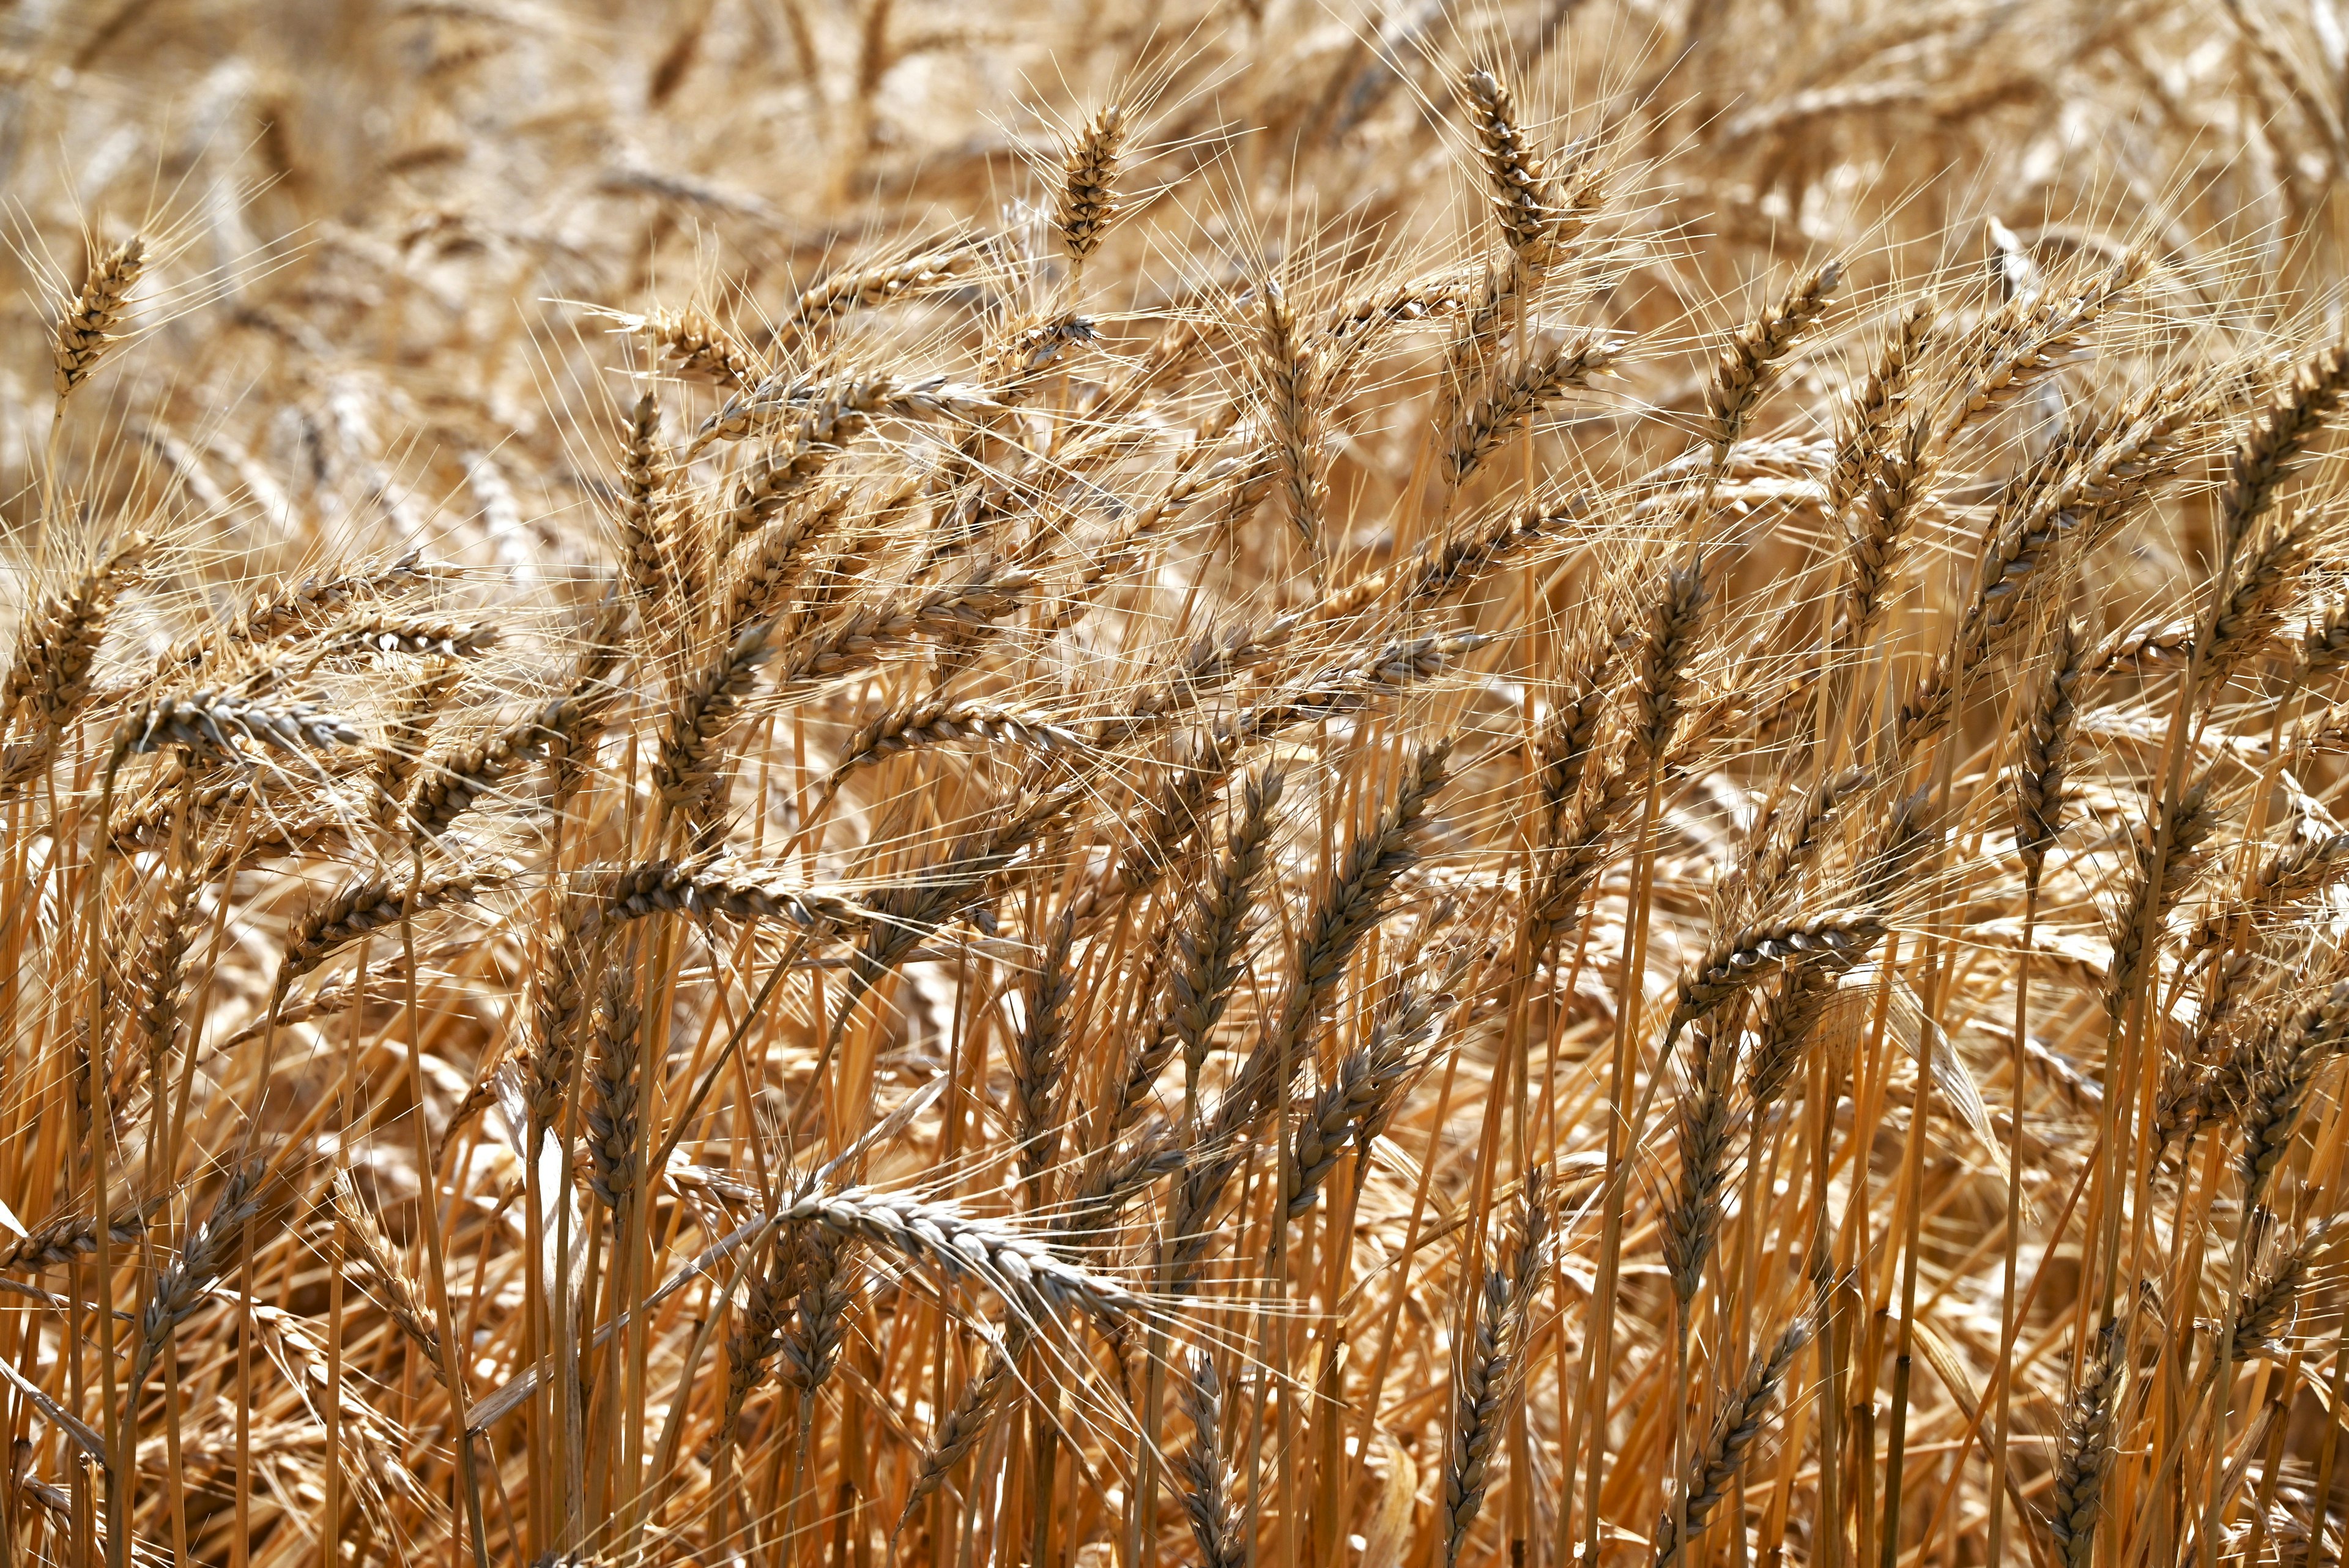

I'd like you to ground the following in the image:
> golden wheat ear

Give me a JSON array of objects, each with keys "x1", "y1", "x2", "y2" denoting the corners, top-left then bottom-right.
[{"x1": 52, "y1": 234, "x2": 145, "y2": 403}]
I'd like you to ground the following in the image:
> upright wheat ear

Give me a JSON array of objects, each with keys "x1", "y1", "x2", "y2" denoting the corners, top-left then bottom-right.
[
  {"x1": 1705, "y1": 260, "x2": 1842, "y2": 461},
  {"x1": 53, "y1": 235, "x2": 146, "y2": 399},
  {"x1": 1056, "y1": 102, "x2": 1126, "y2": 271},
  {"x1": 1258, "y1": 278, "x2": 1327, "y2": 553}
]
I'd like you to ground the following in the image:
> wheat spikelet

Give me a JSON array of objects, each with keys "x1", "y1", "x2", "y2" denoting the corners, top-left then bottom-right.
[
  {"x1": 53, "y1": 234, "x2": 145, "y2": 398},
  {"x1": 633, "y1": 307, "x2": 758, "y2": 388},
  {"x1": 114, "y1": 689, "x2": 365, "y2": 767},
  {"x1": 2241, "y1": 976, "x2": 2349, "y2": 1195},
  {"x1": 582, "y1": 968, "x2": 642, "y2": 1210},
  {"x1": 1176, "y1": 1348, "x2": 1244, "y2": 1568},
  {"x1": 1444, "y1": 334, "x2": 1615, "y2": 488},
  {"x1": 1671, "y1": 909, "x2": 1886, "y2": 1031},
  {"x1": 2014, "y1": 619, "x2": 2083, "y2": 885},
  {"x1": 1662, "y1": 1022, "x2": 1739, "y2": 1304},
  {"x1": 127, "y1": 1164, "x2": 268, "y2": 1392},
  {"x1": 2218, "y1": 342, "x2": 2349, "y2": 547},
  {"x1": 1055, "y1": 102, "x2": 1126, "y2": 267},
  {"x1": 1441, "y1": 1166, "x2": 1551, "y2": 1567},
  {"x1": 1650, "y1": 1317, "x2": 1813, "y2": 1568},
  {"x1": 2, "y1": 532, "x2": 149, "y2": 740},
  {"x1": 328, "y1": 1173, "x2": 444, "y2": 1377},
  {"x1": 2102, "y1": 775, "x2": 2220, "y2": 1027},
  {"x1": 1286, "y1": 975, "x2": 1449, "y2": 1216},
  {"x1": 1256, "y1": 278, "x2": 1327, "y2": 551},
  {"x1": 276, "y1": 868, "x2": 502, "y2": 995},
  {"x1": 779, "y1": 1180, "x2": 1136, "y2": 1321},
  {"x1": 2046, "y1": 1323, "x2": 2120, "y2": 1568},
  {"x1": 0, "y1": 1202, "x2": 156, "y2": 1273},
  {"x1": 1704, "y1": 261, "x2": 1842, "y2": 458},
  {"x1": 2233, "y1": 1216, "x2": 2334, "y2": 1358}
]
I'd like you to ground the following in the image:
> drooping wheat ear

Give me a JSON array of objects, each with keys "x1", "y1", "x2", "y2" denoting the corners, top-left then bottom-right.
[
  {"x1": 774, "y1": 1229, "x2": 854, "y2": 1395},
  {"x1": 1650, "y1": 1316, "x2": 1813, "y2": 1568},
  {"x1": 637, "y1": 306, "x2": 757, "y2": 388},
  {"x1": 546, "y1": 596, "x2": 633, "y2": 812},
  {"x1": 582, "y1": 969, "x2": 642, "y2": 1211},
  {"x1": 1256, "y1": 278, "x2": 1327, "y2": 552},
  {"x1": 276, "y1": 868, "x2": 503, "y2": 997},
  {"x1": 692, "y1": 368, "x2": 995, "y2": 451},
  {"x1": 1663, "y1": 1023, "x2": 1740, "y2": 1304},
  {"x1": 1340, "y1": 495, "x2": 1589, "y2": 623},
  {"x1": 1176, "y1": 1348, "x2": 1245, "y2": 1568},
  {"x1": 981, "y1": 313, "x2": 1100, "y2": 395},
  {"x1": 1056, "y1": 102, "x2": 1127, "y2": 268},
  {"x1": 2186, "y1": 830, "x2": 2349, "y2": 952},
  {"x1": 113, "y1": 689, "x2": 365, "y2": 768},
  {"x1": 1940, "y1": 252, "x2": 2147, "y2": 439},
  {"x1": 1288, "y1": 976, "x2": 1450, "y2": 1216},
  {"x1": 615, "y1": 390, "x2": 672, "y2": 604},
  {"x1": 770, "y1": 565, "x2": 1035, "y2": 701},
  {"x1": 1441, "y1": 1165, "x2": 1552, "y2": 1568},
  {"x1": 0, "y1": 1201, "x2": 156, "y2": 1273},
  {"x1": 1704, "y1": 260, "x2": 1842, "y2": 459},
  {"x1": 894, "y1": 1333, "x2": 1022, "y2": 1535},
  {"x1": 580, "y1": 855, "x2": 866, "y2": 934},
  {"x1": 1825, "y1": 297, "x2": 1934, "y2": 522},
  {"x1": 2218, "y1": 342, "x2": 2349, "y2": 549},
  {"x1": 722, "y1": 1230, "x2": 804, "y2": 1445},
  {"x1": 2102, "y1": 774, "x2": 2221, "y2": 1027},
  {"x1": 652, "y1": 620, "x2": 777, "y2": 805},
  {"x1": 810, "y1": 698, "x2": 1082, "y2": 812},
  {"x1": 1012, "y1": 905, "x2": 1080, "y2": 1189},
  {"x1": 158, "y1": 551, "x2": 442, "y2": 677},
  {"x1": 328, "y1": 1172, "x2": 444, "y2": 1377},
  {"x1": 780, "y1": 1182, "x2": 1137, "y2": 1321},
  {"x1": 1741, "y1": 765, "x2": 1872, "y2": 912},
  {"x1": 322, "y1": 615, "x2": 499, "y2": 660},
  {"x1": 2014, "y1": 618, "x2": 2083, "y2": 886},
  {"x1": 781, "y1": 234, "x2": 985, "y2": 347},
  {"x1": 1238, "y1": 633, "x2": 1491, "y2": 743},
  {"x1": 53, "y1": 234, "x2": 146, "y2": 399},
  {"x1": 2233, "y1": 1216, "x2": 2335, "y2": 1359},
  {"x1": 1672, "y1": 911, "x2": 1885, "y2": 1033},
  {"x1": 1460, "y1": 67, "x2": 1589, "y2": 276},
  {"x1": 399, "y1": 695, "x2": 569, "y2": 838},
  {"x1": 1, "y1": 532, "x2": 148, "y2": 734},
  {"x1": 1445, "y1": 333, "x2": 1615, "y2": 486},
  {"x1": 128, "y1": 1163, "x2": 269, "y2": 1392},
  {"x1": 2046, "y1": 1321, "x2": 2120, "y2": 1568},
  {"x1": 2241, "y1": 976, "x2": 2349, "y2": 1198}
]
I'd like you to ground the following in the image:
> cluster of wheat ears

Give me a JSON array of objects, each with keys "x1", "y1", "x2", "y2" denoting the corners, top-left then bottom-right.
[{"x1": 19, "y1": 2, "x2": 2349, "y2": 1567}]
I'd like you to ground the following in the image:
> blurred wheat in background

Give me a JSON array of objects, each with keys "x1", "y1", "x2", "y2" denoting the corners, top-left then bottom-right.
[{"x1": 13, "y1": 2, "x2": 2349, "y2": 1567}]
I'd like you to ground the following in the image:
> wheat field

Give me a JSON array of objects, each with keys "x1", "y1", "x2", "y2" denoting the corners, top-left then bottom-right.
[{"x1": 8, "y1": 3, "x2": 2349, "y2": 1567}]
